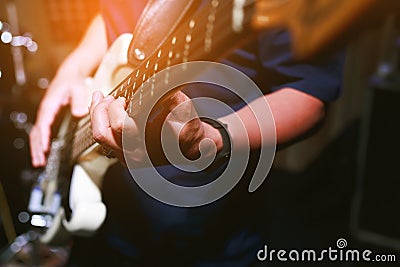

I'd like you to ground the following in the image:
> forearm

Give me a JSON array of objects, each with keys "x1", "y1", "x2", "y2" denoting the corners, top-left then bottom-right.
[
  {"x1": 266, "y1": 88, "x2": 326, "y2": 145},
  {"x1": 219, "y1": 88, "x2": 326, "y2": 151},
  {"x1": 56, "y1": 14, "x2": 108, "y2": 78}
]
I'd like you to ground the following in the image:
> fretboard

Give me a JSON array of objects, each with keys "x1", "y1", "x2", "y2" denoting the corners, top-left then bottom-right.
[{"x1": 71, "y1": 0, "x2": 257, "y2": 161}]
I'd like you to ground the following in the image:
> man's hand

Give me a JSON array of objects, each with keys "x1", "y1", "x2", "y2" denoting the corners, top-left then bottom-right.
[
  {"x1": 29, "y1": 73, "x2": 91, "y2": 167},
  {"x1": 89, "y1": 91, "x2": 223, "y2": 167},
  {"x1": 29, "y1": 14, "x2": 108, "y2": 168}
]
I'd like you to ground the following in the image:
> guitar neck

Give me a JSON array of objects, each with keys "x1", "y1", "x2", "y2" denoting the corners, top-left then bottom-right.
[{"x1": 71, "y1": 0, "x2": 258, "y2": 161}]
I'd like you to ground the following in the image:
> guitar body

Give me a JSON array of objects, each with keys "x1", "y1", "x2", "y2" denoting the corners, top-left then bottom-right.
[
  {"x1": 35, "y1": 0, "x2": 396, "y2": 245},
  {"x1": 39, "y1": 33, "x2": 134, "y2": 245}
]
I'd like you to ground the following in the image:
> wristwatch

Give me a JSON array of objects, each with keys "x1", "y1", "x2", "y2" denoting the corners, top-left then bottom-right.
[{"x1": 200, "y1": 117, "x2": 231, "y2": 171}]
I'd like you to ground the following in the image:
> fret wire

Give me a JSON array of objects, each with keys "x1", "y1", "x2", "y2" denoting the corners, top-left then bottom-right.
[
  {"x1": 109, "y1": 0, "x2": 233, "y2": 99},
  {"x1": 127, "y1": 2, "x2": 239, "y2": 110},
  {"x1": 125, "y1": 7, "x2": 230, "y2": 114},
  {"x1": 71, "y1": 3, "x2": 225, "y2": 156},
  {"x1": 72, "y1": 0, "x2": 231, "y2": 140},
  {"x1": 71, "y1": 0, "x2": 246, "y2": 159}
]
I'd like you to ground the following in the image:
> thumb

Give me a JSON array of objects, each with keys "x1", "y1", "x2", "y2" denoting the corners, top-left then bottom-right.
[{"x1": 70, "y1": 84, "x2": 91, "y2": 117}]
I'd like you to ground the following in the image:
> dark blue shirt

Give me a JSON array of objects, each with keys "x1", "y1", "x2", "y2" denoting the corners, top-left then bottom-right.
[{"x1": 95, "y1": 1, "x2": 344, "y2": 266}]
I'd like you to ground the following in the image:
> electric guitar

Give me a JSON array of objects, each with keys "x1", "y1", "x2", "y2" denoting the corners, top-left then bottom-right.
[
  {"x1": 32, "y1": 0, "x2": 259, "y2": 245},
  {"x1": 30, "y1": 0, "x2": 393, "y2": 245}
]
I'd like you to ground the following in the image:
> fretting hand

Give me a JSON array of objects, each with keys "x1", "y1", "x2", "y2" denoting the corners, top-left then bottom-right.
[
  {"x1": 89, "y1": 90, "x2": 223, "y2": 167},
  {"x1": 30, "y1": 72, "x2": 91, "y2": 167}
]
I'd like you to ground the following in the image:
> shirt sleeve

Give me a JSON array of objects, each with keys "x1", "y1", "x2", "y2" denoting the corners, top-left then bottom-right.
[
  {"x1": 99, "y1": 0, "x2": 147, "y2": 44},
  {"x1": 257, "y1": 28, "x2": 345, "y2": 102}
]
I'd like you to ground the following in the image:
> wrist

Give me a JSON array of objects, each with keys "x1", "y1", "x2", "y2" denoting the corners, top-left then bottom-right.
[
  {"x1": 199, "y1": 117, "x2": 231, "y2": 171},
  {"x1": 201, "y1": 120, "x2": 223, "y2": 153},
  {"x1": 59, "y1": 52, "x2": 95, "y2": 78},
  {"x1": 56, "y1": 64, "x2": 87, "y2": 80}
]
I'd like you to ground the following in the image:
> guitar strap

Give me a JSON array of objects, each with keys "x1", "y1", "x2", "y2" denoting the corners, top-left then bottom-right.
[{"x1": 127, "y1": 0, "x2": 197, "y2": 66}]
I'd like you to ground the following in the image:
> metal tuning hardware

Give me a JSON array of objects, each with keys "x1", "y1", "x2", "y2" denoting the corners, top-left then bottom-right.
[
  {"x1": 134, "y1": 48, "x2": 146, "y2": 61},
  {"x1": 27, "y1": 139, "x2": 64, "y2": 228}
]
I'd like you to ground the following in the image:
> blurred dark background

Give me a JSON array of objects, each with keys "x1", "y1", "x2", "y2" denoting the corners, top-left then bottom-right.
[{"x1": 0, "y1": 0, "x2": 399, "y2": 266}]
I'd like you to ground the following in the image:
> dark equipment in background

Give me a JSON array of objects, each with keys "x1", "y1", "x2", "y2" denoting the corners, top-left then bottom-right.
[
  {"x1": 0, "y1": 1, "x2": 98, "y2": 265},
  {"x1": 351, "y1": 15, "x2": 400, "y2": 251},
  {"x1": 0, "y1": 0, "x2": 400, "y2": 266}
]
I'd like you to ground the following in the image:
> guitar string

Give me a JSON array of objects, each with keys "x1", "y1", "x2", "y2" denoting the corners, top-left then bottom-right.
[
  {"x1": 69, "y1": 0, "x2": 230, "y2": 143},
  {"x1": 70, "y1": 2, "x2": 254, "y2": 160},
  {"x1": 69, "y1": 0, "x2": 255, "y2": 160},
  {"x1": 66, "y1": 0, "x2": 255, "y2": 160},
  {"x1": 111, "y1": 1, "x2": 257, "y2": 109}
]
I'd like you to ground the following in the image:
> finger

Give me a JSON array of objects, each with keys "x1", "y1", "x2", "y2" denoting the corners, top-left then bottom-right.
[
  {"x1": 108, "y1": 97, "x2": 140, "y2": 153},
  {"x1": 35, "y1": 97, "x2": 65, "y2": 153},
  {"x1": 90, "y1": 94, "x2": 120, "y2": 149},
  {"x1": 109, "y1": 97, "x2": 141, "y2": 145},
  {"x1": 89, "y1": 91, "x2": 104, "y2": 116},
  {"x1": 71, "y1": 83, "x2": 91, "y2": 117},
  {"x1": 108, "y1": 97, "x2": 127, "y2": 136},
  {"x1": 30, "y1": 94, "x2": 66, "y2": 166},
  {"x1": 29, "y1": 126, "x2": 46, "y2": 167},
  {"x1": 160, "y1": 91, "x2": 190, "y2": 110}
]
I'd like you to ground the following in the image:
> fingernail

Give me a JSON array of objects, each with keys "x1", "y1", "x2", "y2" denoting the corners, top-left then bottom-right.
[
  {"x1": 92, "y1": 91, "x2": 101, "y2": 102},
  {"x1": 104, "y1": 95, "x2": 115, "y2": 101}
]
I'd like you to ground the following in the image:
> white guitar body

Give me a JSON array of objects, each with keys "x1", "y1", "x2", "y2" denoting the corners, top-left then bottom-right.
[{"x1": 40, "y1": 33, "x2": 134, "y2": 245}]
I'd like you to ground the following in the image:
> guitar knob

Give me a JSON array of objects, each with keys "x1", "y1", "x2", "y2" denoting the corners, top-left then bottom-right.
[{"x1": 133, "y1": 48, "x2": 146, "y2": 61}]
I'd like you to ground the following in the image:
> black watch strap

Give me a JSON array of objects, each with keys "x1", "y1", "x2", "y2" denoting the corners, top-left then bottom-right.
[{"x1": 200, "y1": 117, "x2": 231, "y2": 171}]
